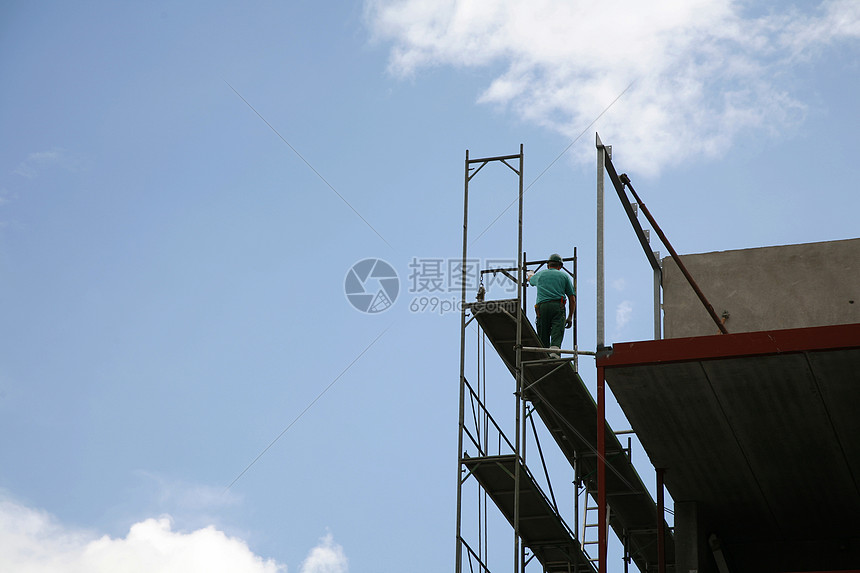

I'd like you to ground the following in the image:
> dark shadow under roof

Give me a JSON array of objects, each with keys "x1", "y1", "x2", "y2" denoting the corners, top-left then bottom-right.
[{"x1": 598, "y1": 323, "x2": 860, "y2": 570}]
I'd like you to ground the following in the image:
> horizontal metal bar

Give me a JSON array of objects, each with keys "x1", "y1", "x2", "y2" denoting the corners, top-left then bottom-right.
[
  {"x1": 467, "y1": 153, "x2": 521, "y2": 164},
  {"x1": 598, "y1": 322, "x2": 860, "y2": 368},
  {"x1": 521, "y1": 346, "x2": 596, "y2": 356},
  {"x1": 526, "y1": 257, "x2": 576, "y2": 266},
  {"x1": 518, "y1": 515, "x2": 558, "y2": 522},
  {"x1": 576, "y1": 450, "x2": 626, "y2": 458},
  {"x1": 627, "y1": 528, "x2": 658, "y2": 534},
  {"x1": 522, "y1": 357, "x2": 576, "y2": 365}
]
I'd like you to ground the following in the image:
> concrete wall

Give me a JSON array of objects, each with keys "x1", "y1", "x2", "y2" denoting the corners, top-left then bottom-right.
[
  {"x1": 662, "y1": 238, "x2": 860, "y2": 338},
  {"x1": 675, "y1": 501, "x2": 719, "y2": 573}
]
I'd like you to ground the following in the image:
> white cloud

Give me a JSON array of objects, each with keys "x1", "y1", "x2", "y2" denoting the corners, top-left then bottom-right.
[
  {"x1": 27, "y1": 150, "x2": 63, "y2": 162},
  {"x1": 367, "y1": 0, "x2": 860, "y2": 175},
  {"x1": 0, "y1": 187, "x2": 13, "y2": 207},
  {"x1": 13, "y1": 162, "x2": 38, "y2": 179},
  {"x1": 127, "y1": 471, "x2": 244, "y2": 534},
  {"x1": 0, "y1": 496, "x2": 284, "y2": 573},
  {"x1": 13, "y1": 148, "x2": 81, "y2": 178},
  {"x1": 616, "y1": 300, "x2": 634, "y2": 331},
  {"x1": 611, "y1": 278, "x2": 627, "y2": 292},
  {"x1": 138, "y1": 471, "x2": 241, "y2": 512},
  {"x1": 300, "y1": 533, "x2": 348, "y2": 573}
]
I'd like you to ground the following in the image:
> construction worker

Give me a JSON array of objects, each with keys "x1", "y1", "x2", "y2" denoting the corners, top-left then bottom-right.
[{"x1": 527, "y1": 253, "x2": 575, "y2": 357}]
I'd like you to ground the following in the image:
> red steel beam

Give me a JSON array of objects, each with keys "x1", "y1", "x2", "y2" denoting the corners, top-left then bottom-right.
[
  {"x1": 620, "y1": 174, "x2": 728, "y2": 335},
  {"x1": 597, "y1": 323, "x2": 860, "y2": 369}
]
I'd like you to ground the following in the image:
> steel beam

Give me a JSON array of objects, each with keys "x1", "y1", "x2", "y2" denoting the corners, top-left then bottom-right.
[
  {"x1": 596, "y1": 134, "x2": 605, "y2": 350},
  {"x1": 597, "y1": 323, "x2": 860, "y2": 369}
]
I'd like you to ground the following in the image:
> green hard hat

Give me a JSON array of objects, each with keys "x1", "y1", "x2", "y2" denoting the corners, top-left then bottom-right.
[{"x1": 549, "y1": 253, "x2": 563, "y2": 263}]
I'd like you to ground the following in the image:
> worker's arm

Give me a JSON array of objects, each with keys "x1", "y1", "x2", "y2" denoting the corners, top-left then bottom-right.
[{"x1": 565, "y1": 294, "x2": 576, "y2": 328}]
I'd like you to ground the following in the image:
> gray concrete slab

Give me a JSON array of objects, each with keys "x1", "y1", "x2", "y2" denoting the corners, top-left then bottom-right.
[{"x1": 662, "y1": 238, "x2": 860, "y2": 338}]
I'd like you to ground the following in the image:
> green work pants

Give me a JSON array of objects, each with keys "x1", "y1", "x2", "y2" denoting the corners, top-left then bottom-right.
[{"x1": 535, "y1": 299, "x2": 566, "y2": 348}]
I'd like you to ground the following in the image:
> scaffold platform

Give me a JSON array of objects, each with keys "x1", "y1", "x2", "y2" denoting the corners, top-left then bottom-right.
[
  {"x1": 463, "y1": 454, "x2": 597, "y2": 573},
  {"x1": 468, "y1": 298, "x2": 674, "y2": 572}
]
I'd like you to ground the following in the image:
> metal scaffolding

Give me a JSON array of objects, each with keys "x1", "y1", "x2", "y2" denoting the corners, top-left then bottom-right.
[
  {"x1": 455, "y1": 146, "x2": 530, "y2": 573},
  {"x1": 455, "y1": 145, "x2": 675, "y2": 573},
  {"x1": 459, "y1": 135, "x2": 860, "y2": 573}
]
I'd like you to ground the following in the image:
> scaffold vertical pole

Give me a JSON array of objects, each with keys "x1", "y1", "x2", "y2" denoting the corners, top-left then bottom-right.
[
  {"x1": 523, "y1": 251, "x2": 528, "y2": 313},
  {"x1": 514, "y1": 143, "x2": 525, "y2": 573},
  {"x1": 574, "y1": 450, "x2": 580, "y2": 564},
  {"x1": 455, "y1": 149, "x2": 470, "y2": 573},
  {"x1": 455, "y1": 147, "x2": 533, "y2": 573},
  {"x1": 596, "y1": 134, "x2": 606, "y2": 350},
  {"x1": 596, "y1": 131, "x2": 608, "y2": 573}
]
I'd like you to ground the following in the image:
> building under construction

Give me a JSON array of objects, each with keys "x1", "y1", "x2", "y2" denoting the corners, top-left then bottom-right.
[{"x1": 454, "y1": 138, "x2": 860, "y2": 573}]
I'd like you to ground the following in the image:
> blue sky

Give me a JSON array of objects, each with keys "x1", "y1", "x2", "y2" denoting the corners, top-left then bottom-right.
[{"x1": 0, "y1": 1, "x2": 858, "y2": 571}]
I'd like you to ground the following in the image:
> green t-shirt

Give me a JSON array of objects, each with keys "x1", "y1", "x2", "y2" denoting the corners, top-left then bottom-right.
[{"x1": 529, "y1": 268, "x2": 575, "y2": 304}]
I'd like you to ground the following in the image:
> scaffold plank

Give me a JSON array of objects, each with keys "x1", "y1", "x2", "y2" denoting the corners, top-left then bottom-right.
[
  {"x1": 468, "y1": 299, "x2": 675, "y2": 572},
  {"x1": 463, "y1": 454, "x2": 596, "y2": 573}
]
